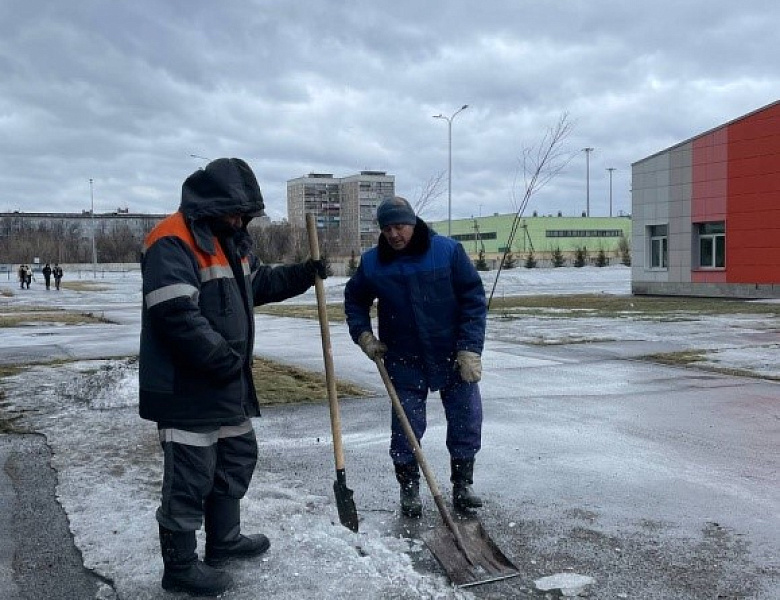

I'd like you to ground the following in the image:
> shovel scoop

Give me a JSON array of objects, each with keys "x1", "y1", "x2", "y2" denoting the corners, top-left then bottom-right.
[{"x1": 374, "y1": 357, "x2": 520, "y2": 587}]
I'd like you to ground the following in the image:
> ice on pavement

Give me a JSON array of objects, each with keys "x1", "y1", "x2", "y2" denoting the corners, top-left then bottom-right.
[
  {"x1": 0, "y1": 265, "x2": 777, "y2": 599},
  {"x1": 534, "y1": 572, "x2": 596, "y2": 596}
]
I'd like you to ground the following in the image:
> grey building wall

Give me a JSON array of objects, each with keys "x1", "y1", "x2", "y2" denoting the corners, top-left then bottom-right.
[
  {"x1": 631, "y1": 153, "x2": 670, "y2": 286},
  {"x1": 631, "y1": 141, "x2": 695, "y2": 294},
  {"x1": 668, "y1": 142, "x2": 693, "y2": 283}
]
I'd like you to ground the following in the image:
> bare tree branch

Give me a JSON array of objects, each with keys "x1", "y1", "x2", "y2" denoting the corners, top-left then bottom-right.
[
  {"x1": 410, "y1": 170, "x2": 446, "y2": 218},
  {"x1": 488, "y1": 113, "x2": 576, "y2": 309}
]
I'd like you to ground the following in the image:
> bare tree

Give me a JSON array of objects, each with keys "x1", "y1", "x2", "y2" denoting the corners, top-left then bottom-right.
[
  {"x1": 250, "y1": 222, "x2": 293, "y2": 264},
  {"x1": 410, "y1": 170, "x2": 446, "y2": 218},
  {"x1": 488, "y1": 113, "x2": 576, "y2": 309}
]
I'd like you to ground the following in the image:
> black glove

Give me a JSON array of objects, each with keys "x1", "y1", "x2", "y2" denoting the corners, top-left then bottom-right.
[{"x1": 306, "y1": 258, "x2": 328, "y2": 281}]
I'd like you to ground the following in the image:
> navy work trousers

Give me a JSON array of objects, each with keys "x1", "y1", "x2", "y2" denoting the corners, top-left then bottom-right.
[
  {"x1": 389, "y1": 377, "x2": 482, "y2": 465},
  {"x1": 156, "y1": 420, "x2": 258, "y2": 532}
]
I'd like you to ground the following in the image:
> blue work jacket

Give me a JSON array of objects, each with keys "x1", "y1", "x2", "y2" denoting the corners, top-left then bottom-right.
[{"x1": 344, "y1": 220, "x2": 486, "y2": 391}]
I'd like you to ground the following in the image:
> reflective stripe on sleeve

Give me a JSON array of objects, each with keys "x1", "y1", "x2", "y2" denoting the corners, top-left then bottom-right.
[{"x1": 145, "y1": 283, "x2": 199, "y2": 308}]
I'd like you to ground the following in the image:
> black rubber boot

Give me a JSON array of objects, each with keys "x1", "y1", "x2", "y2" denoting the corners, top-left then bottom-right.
[
  {"x1": 204, "y1": 496, "x2": 270, "y2": 567},
  {"x1": 394, "y1": 462, "x2": 422, "y2": 518},
  {"x1": 159, "y1": 525, "x2": 232, "y2": 597},
  {"x1": 451, "y1": 458, "x2": 483, "y2": 513}
]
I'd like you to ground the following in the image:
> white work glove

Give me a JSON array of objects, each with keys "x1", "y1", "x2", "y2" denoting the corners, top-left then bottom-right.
[
  {"x1": 457, "y1": 350, "x2": 482, "y2": 383},
  {"x1": 358, "y1": 331, "x2": 388, "y2": 360}
]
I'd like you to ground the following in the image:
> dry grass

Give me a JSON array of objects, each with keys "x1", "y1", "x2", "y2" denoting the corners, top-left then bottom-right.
[
  {"x1": 60, "y1": 281, "x2": 113, "y2": 292},
  {"x1": 641, "y1": 349, "x2": 780, "y2": 382},
  {"x1": 0, "y1": 365, "x2": 30, "y2": 433},
  {"x1": 256, "y1": 304, "x2": 346, "y2": 321},
  {"x1": 251, "y1": 357, "x2": 370, "y2": 405},
  {"x1": 488, "y1": 294, "x2": 780, "y2": 317},
  {"x1": 643, "y1": 350, "x2": 708, "y2": 365},
  {"x1": 257, "y1": 294, "x2": 779, "y2": 322},
  {"x1": 0, "y1": 309, "x2": 115, "y2": 327}
]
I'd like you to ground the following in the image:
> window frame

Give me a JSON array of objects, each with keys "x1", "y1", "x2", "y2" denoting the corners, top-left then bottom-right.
[
  {"x1": 696, "y1": 222, "x2": 726, "y2": 269},
  {"x1": 647, "y1": 224, "x2": 668, "y2": 270}
]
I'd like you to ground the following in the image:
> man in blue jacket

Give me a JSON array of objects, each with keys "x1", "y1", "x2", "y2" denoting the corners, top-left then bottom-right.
[
  {"x1": 344, "y1": 196, "x2": 487, "y2": 518},
  {"x1": 140, "y1": 158, "x2": 326, "y2": 596}
]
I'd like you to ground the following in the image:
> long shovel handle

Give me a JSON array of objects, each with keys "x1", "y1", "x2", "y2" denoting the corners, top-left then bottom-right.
[
  {"x1": 373, "y1": 358, "x2": 473, "y2": 563},
  {"x1": 305, "y1": 215, "x2": 345, "y2": 470}
]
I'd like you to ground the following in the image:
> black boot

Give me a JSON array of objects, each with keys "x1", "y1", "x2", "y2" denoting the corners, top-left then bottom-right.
[
  {"x1": 204, "y1": 495, "x2": 270, "y2": 567},
  {"x1": 451, "y1": 458, "x2": 483, "y2": 513},
  {"x1": 159, "y1": 525, "x2": 232, "y2": 597},
  {"x1": 394, "y1": 462, "x2": 422, "y2": 518}
]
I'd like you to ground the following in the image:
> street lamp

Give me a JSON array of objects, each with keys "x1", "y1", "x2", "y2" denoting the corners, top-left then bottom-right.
[
  {"x1": 582, "y1": 147, "x2": 594, "y2": 217},
  {"x1": 433, "y1": 104, "x2": 469, "y2": 237},
  {"x1": 606, "y1": 167, "x2": 616, "y2": 217},
  {"x1": 190, "y1": 154, "x2": 211, "y2": 163},
  {"x1": 89, "y1": 178, "x2": 97, "y2": 277}
]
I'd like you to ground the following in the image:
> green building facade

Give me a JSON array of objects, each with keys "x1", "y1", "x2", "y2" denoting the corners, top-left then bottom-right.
[{"x1": 427, "y1": 214, "x2": 632, "y2": 267}]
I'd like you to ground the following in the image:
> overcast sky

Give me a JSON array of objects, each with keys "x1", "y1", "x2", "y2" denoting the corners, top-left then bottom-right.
[{"x1": 1, "y1": 0, "x2": 777, "y2": 222}]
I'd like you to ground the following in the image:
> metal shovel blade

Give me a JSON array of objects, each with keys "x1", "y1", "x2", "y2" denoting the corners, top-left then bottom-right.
[
  {"x1": 422, "y1": 519, "x2": 520, "y2": 587},
  {"x1": 333, "y1": 469, "x2": 359, "y2": 532}
]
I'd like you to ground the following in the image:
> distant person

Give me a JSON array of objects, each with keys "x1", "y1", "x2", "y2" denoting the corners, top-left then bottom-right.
[
  {"x1": 42, "y1": 263, "x2": 52, "y2": 290},
  {"x1": 344, "y1": 196, "x2": 488, "y2": 518},
  {"x1": 139, "y1": 157, "x2": 326, "y2": 596},
  {"x1": 23, "y1": 265, "x2": 32, "y2": 289},
  {"x1": 52, "y1": 264, "x2": 63, "y2": 290},
  {"x1": 17, "y1": 265, "x2": 25, "y2": 289}
]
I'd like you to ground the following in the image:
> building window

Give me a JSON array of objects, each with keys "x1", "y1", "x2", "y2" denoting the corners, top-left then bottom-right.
[
  {"x1": 697, "y1": 222, "x2": 725, "y2": 268},
  {"x1": 648, "y1": 224, "x2": 668, "y2": 269},
  {"x1": 545, "y1": 229, "x2": 623, "y2": 238},
  {"x1": 451, "y1": 231, "x2": 497, "y2": 242}
]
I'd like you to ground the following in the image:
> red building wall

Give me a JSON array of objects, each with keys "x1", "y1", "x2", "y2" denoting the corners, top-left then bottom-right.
[
  {"x1": 725, "y1": 103, "x2": 780, "y2": 284},
  {"x1": 691, "y1": 128, "x2": 728, "y2": 284}
]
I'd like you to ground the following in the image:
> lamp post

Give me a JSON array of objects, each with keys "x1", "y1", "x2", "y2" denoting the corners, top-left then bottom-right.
[
  {"x1": 582, "y1": 147, "x2": 594, "y2": 217},
  {"x1": 433, "y1": 104, "x2": 469, "y2": 237},
  {"x1": 89, "y1": 178, "x2": 97, "y2": 277},
  {"x1": 606, "y1": 167, "x2": 616, "y2": 217}
]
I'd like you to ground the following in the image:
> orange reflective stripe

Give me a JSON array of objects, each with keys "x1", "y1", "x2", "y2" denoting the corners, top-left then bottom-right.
[{"x1": 144, "y1": 212, "x2": 231, "y2": 270}]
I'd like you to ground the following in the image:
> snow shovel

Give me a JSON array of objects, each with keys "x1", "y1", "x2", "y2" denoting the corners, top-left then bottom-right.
[
  {"x1": 306, "y1": 214, "x2": 359, "y2": 533},
  {"x1": 374, "y1": 357, "x2": 520, "y2": 587}
]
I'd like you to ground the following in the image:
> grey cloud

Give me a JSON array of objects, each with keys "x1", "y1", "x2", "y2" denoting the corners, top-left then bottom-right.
[{"x1": 0, "y1": 0, "x2": 777, "y2": 222}]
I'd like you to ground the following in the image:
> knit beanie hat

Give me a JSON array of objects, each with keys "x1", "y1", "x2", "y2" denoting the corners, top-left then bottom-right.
[{"x1": 376, "y1": 196, "x2": 416, "y2": 228}]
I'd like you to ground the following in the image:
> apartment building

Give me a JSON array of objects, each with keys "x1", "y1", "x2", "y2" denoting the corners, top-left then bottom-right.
[{"x1": 287, "y1": 171, "x2": 395, "y2": 255}]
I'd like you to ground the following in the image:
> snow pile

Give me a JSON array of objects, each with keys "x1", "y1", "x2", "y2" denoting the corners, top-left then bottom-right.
[{"x1": 4, "y1": 362, "x2": 473, "y2": 599}]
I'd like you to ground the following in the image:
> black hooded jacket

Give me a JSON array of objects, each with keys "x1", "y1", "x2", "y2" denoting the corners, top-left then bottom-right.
[{"x1": 139, "y1": 158, "x2": 315, "y2": 426}]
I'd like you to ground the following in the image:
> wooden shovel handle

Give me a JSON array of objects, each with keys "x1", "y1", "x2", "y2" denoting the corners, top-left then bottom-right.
[{"x1": 305, "y1": 214, "x2": 345, "y2": 471}]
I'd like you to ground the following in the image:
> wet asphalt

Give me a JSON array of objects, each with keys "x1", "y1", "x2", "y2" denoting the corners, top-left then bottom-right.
[
  {"x1": 255, "y1": 317, "x2": 780, "y2": 600},
  {"x1": 0, "y1": 312, "x2": 778, "y2": 598},
  {"x1": 0, "y1": 435, "x2": 104, "y2": 600}
]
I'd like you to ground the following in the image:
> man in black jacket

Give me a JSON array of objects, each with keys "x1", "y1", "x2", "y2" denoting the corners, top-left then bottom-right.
[
  {"x1": 139, "y1": 158, "x2": 326, "y2": 596},
  {"x1": 42, "y1": 263, "x2": 52, "y2": 290}
]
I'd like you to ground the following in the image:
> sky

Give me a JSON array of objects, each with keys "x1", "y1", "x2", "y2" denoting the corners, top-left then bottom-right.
[
  {"x1": 1, "y1": 267, "x2": 778, "y2": 598},
  {"x1": 1, "y1": 1, "x2": 778, "y2": 222}
]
